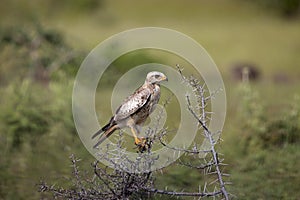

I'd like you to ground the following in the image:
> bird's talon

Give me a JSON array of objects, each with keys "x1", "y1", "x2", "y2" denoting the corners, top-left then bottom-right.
[
  {"x1": 134, "y1": 137, "x2": 151, "y2": 153},
  {"x1": 134, "y1": 137, "x2": 146, "y2": 145}
]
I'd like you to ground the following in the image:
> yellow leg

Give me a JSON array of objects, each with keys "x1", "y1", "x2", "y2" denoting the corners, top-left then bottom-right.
[
  {"x1": 130, "y1": 127, "x2": 140, "y2": 145},
  {"x1": 130, "y1": 126, "x2": 147, "y2": 152}
]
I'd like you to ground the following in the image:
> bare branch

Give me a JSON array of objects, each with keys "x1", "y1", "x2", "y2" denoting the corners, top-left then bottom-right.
[
  {"x1": 39, "y1": 66, "x2": 232, "y2": 200},
  {"x1": 143, "y1": 187, "x2": 222, "y2": 197}
]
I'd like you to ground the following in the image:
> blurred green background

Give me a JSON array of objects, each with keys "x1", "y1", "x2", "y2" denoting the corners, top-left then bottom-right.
[{"x1": 0, "y1": 0, "x2": 300, "y2": 199}]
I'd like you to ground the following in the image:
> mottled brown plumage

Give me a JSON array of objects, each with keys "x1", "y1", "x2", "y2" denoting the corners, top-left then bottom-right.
[{"x1": 92, "y1": 71, "x2": 168, "y2": 151}]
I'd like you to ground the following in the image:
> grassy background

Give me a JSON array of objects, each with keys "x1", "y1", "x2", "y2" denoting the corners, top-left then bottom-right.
[{"x1": 0, "y1": 0, "x2": 300, "y2": 199}]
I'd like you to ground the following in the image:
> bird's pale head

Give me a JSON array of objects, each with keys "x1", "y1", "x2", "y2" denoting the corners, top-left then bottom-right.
[{"x1": 145, "y1": 71, "x2": 168, "y2": 84}]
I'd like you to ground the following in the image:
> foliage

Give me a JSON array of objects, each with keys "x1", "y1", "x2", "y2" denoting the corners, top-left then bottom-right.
[
  {"x1": 1, "y1": 0, "x2": 103, "y2": 19},
  {"x1": 0, "y1": 23, "x2": 83, "y2": 86},
  {"x1": 60, "y1": 0, "x2": 103, "y2": 12},
  {"x1": 229, "y1": 83, "x2": 300, "y2": 199},
  {"x1": 246, "y1": 0, "x2": 300, "y2": 17},
  {"x1": 0, "y1": 78, "x2": 79, "y2": 199},
  {"x1": 0, "y1": 1, "x2": 300, "y2": 198},
  {"x1": 39, "y1": 69, "x2": 231, "y2": 199},
  {"x1": 0, "y1": 81, "x2": 51, "y2": 149},
  {"x1": 238, "y1": 83, "x2": 300, "y2": 151},
  {"x1": 0, "y1": 26, "x2": 78, "y2": 196}
]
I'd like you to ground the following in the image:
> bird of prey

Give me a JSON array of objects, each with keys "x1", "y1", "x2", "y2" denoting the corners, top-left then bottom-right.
[{"x1": 92, "y1": 71, "x2": 168, "y2": 152}]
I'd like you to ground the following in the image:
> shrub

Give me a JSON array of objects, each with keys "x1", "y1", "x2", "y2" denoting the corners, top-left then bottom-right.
[
  {"x1": 239, "y1": 83, "x2": 300, "y2": 150},
  {"x1": 0, "y1": 23, "x2": 83, "y2": 86}
]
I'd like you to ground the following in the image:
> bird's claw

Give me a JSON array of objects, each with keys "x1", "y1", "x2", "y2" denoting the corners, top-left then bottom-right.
[{"x1": 134, "y1": 137, "x2": 151, "y2": 153}]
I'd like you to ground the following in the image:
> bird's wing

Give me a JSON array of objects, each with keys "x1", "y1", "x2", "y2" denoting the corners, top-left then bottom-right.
[{"x1": 114, "y1": 84, "x2": 152, "y2": 121}]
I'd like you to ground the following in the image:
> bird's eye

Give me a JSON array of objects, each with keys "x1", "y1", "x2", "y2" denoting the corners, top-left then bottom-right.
[{"x1": 154, "y1": 75, "x2": 160, "y2": 79}]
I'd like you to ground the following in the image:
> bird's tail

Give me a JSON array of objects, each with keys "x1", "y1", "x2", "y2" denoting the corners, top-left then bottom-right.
[{"x1": 92, "y1": 117, "x2": 119, "y2": 148}]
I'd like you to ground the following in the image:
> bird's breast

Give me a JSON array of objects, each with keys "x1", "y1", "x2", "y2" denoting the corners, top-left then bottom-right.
[{"x1": 132, "y1": 84, "x2": 161, "y2": 125}]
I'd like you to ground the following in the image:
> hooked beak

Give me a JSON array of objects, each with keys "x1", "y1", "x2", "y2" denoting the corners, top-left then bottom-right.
[{"x1": 162, "y1": 75, "x2": 168, "y2": 82}]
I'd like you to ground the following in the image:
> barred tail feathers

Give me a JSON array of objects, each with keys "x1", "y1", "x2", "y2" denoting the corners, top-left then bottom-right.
[
  {"x1": 92, "y1": 117, "x2": 118, "y2": 148},
  {"x1": 93, "y1": 124, "x2": 118, "y2": 148},
  {"x1": 91, "y1": 117, "x2": 115, "y2": 139}
]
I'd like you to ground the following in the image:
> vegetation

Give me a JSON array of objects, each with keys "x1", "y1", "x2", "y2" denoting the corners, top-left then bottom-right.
[
  {"x1": 249, "y1": 0, "x2": 300, "y2": 17},
  {"x1": 39, "y1": 68, "x2": 232, "y2": 199},
  {"x1": 0, "y1": 0, "x2": 300, "y2": 199}
]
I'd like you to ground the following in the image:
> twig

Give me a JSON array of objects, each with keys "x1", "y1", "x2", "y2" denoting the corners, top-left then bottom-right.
[{"x1": 143, "y1": 187, "x2": 222, "y2": 197}]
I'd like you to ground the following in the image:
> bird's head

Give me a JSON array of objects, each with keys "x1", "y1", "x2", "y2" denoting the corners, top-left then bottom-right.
[{"x1": 145, "y1": 71, "x2": 168, "y2": 84}]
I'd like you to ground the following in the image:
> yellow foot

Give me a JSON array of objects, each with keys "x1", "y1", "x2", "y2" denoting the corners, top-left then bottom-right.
[
  {"x1": 134, "y1": 137, "x2": 149, "y2": 153},
  {"x1": 134, "y1": 137, "x2": 146, "y2": 145}
]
